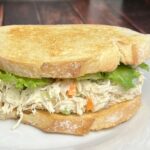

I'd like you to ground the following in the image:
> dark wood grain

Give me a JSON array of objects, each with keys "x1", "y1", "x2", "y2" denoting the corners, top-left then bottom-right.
[
  {"x1": 106, "y1": 0, "x2": 150, "y2": 33},
  {"x1": 3, "y1": 2, "x2": 39, "y2": 25},
  {"x1": 69, "y1": 0, "x2": 137, "y2": 30},
  {"x1": 36, "y1": 1, "x2": 83, "y2": 24},
  {"x1": 0, "y1": 4, "x2": 3, "y2": 25}
]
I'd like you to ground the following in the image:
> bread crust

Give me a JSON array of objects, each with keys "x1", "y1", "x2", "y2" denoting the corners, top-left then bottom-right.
[
  {"x1": 0, "y1": 25, "x2": 150, "y2": 78},
  {"x1": 0, "y1": 96, "x2": 141, "y2": 135}
]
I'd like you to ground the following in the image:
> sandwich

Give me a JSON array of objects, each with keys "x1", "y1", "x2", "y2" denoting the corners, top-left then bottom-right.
[{"x1": 0, "y1": 25, "x2": 150, "y2": 135}]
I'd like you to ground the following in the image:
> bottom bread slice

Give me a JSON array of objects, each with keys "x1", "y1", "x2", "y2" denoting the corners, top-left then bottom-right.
[{"x1": 0, "y1": 96, "x2": 141, "y2": 135}]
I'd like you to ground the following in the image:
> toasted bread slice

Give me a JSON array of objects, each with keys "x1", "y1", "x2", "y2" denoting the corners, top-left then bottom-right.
[
  {"x1": 0, "y1": 96, "x2": 141, "y2": 135},
  {"x1": 0, "y1": 25, "x2": 150, "y2": 78}
]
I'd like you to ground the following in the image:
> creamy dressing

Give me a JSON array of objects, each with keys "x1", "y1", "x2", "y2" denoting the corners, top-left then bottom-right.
[{"x1": 0, "y1": 75, "x2": 143, "y2": 117}]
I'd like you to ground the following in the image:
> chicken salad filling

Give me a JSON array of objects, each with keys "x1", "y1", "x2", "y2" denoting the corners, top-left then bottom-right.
[{"x1": 0, "y1": 75, "x2": 143, "y2": 117}]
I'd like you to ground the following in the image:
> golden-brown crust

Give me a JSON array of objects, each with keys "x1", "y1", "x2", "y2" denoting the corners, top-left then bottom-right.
[
  {"x1": 0, "y1": 25, "x2": 149, "y2": 78},
  {"x1": 0, "y1": 96, "x2": 141, "y2": 135}
]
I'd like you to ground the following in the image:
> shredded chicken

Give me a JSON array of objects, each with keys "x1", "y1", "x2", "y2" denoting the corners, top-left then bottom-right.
[{"x1": 0, "y1": 75, "x2": 143, "y2": 118}]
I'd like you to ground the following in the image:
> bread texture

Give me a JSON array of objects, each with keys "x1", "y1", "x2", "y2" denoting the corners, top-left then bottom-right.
[
  {"x1": 0, "y1": 25, "x2": 150, "y2": 78},
  {"x1": 0, "y1": 96, "x2": 141, "y2": 135}
]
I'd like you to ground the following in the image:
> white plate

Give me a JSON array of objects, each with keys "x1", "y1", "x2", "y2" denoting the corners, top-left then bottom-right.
[{"x1": 0, "y1": 61, "x2": 150, "y2": 150}]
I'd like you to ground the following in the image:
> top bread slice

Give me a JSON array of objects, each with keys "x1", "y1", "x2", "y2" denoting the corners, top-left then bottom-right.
[{"x1": 0, "y1": 25, "x2": 150, "y2": 78}]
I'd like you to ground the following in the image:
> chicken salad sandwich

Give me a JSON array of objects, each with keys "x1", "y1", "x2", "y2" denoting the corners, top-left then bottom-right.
[{"x1": 0, "y1": 25, "x2": 150, "y2": 135}]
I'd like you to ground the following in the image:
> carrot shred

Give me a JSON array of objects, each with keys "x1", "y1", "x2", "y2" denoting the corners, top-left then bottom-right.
[
  {"x1": 86, "y1": 98, "x2": 94, "y2": 111},
  {"x1": 66, "y1": 82, "x2": 76, "y2": 97}
]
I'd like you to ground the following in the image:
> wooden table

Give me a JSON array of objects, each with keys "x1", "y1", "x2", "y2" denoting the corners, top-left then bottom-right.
[{"x1": 0, "y1": 0, "x2": 150, "y2": 33}]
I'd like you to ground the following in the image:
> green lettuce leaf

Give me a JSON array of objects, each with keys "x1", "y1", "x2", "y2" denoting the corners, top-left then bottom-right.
[
  {"x1": 138, "y1": 63, "x2": 149, "y2": 71},
  {"x1": 106, "y1": 65, "x2": 140, "y2": 89},
  {"x1": 0, "y1": 71, "x2": 51, "y2": 89},
  {"x1": 77, "y1": 64, "x2": 141, "y2": 89}
]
